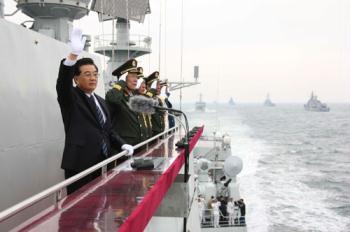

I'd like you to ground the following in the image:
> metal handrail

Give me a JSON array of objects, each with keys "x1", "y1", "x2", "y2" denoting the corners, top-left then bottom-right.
[
  {"x1": 0, "y1": 125, "x2": 180, "y2": 222},
  {"x1": 94, "y1": 34, "x2": 152, "y2": 50},
  {"x1": 15, "y1": 0, "x2": 92, "y2": 7},
  {"x1": 200, "y1": 208, "x2": 246, "y2": 227}
]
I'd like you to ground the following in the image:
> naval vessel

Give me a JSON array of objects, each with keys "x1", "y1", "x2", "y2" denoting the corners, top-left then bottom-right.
[
  {"x1": 263, "y1": 93, "x2": 275, "y2": 107},
  {"x1": 304, "y1": 92, "x2": 330, "y2": 112},
  {"x1": 0, "y1": 1, "x2": 247, "y2": 231}
]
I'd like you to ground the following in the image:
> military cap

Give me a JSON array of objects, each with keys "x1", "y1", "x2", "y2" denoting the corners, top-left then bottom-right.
[
  {"x1": 145, "y1": 71, "x2": 159, "y2": 85},
  {"x1": 137, "y1": 67, "x2": 144, "y2": 78},
  {"x1": 112, "y1": 59, "x2": 138, "y2": 77}
]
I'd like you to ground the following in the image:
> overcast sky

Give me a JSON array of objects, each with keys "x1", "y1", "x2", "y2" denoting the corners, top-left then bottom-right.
[{"x1": 4, "y1": 0, "x2": 350, "y2": 103}]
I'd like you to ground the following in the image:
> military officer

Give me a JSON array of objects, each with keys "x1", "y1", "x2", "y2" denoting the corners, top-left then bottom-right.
[
  {"x1": 144, "y1": 71, "x2": 165, "y2": 136},
  {"x1": 135, "y1": 67, "x2": 151, "y2": 141},
  {"x1": 134, "y1": 69, "x2": 152, "y2": 139},
  {"x1": 105, "y1": 59, "x2": 146, "y2": 148}
]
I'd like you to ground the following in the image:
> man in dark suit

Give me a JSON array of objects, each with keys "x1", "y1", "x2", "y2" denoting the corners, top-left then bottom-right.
[
  {"x1": 56, "y1": 28, "x2": 134, "y2": 194},
  {"x1": 161, "y1": 81, "x2": 175, "y2": 129}
]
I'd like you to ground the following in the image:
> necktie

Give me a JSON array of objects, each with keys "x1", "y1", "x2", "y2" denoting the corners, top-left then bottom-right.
[{"x1": 88, "y1": 95, "x2": 108, "y2": 157}]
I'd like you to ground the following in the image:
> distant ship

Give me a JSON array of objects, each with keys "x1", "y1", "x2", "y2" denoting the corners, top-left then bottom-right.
[
  {"x1": 195, "y1": 94, "x2": 206, "y2": 112},
  {"x1": 304, "y1": 92, "x2": 330, "y2": 112},
  {"x1": 263, "y1": 93, "x2": 275, "y2": 107},
  {"x1": 229, "y1": 97, "x2": 235, "y2": 106}
]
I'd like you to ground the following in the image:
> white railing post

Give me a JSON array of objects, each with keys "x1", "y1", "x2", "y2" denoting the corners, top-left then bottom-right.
[
  {"x1": 54, "y1": 188, "x2": 63, "y2": 208},
  {"x1": 101, "y1": 165, "x2": 107, "y2": 178}
]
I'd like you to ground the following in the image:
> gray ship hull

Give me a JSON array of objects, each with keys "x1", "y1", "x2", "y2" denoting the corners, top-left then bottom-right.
[
  {"x1": 304, "y1": 105, "x2": 330, "y2": 112},
  {"x1": 195, "y1": 102, "x2": 206, "y2": 112},
  {"x1": 0, "y1": 18, "x2": 105, "y2": 214}
]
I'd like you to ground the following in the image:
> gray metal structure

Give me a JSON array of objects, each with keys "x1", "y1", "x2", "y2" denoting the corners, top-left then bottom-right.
[
  {"x1": 92, "y1": 0, "x2": 150, "y2": 23},
  {"x1": 15, "y1": 0, "x2": 91, "y2": 42},
  {"x1": 263, "y1": 93, "x2": 275, "y2": 107},
  {"x1": 0, "y1": 0, "x2": 102, "y2": 222},
  {"x1": 168, "y1": 66, "x2": 200, "y2": 91},
  {"x1": 304, "y1": 92, "x2": 330, "y2": 112},
  {"x1": 168, "y1": 80, "x2": 200, "y2": 91},
  {"x1": 94, "y1": 17, "x2": 152, "y2": 90},
  {"x1": 0, "y1": 0, "x2": 149, "y2": 216},
  {"x1": 193, "y1": 135, "x2": 247, "y2": 231},
  {"x1": 91, "y1": 0, "x2": 151, "y2": 89},
  {"x1": 0, "y1": 0, "x2": 4, "y2": 18},
  {"x1": 0, "y1": 18, "x2": 105, "y2": 231}
]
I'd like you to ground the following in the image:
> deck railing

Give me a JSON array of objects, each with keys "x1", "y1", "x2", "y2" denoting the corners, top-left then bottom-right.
[
  {"x1": 94, "y1": 34, "x2": 152, "y2": 50},
  {"x1": 0, "y1": 125, "x2": 180, "y2": 223},
  {"x1": 200, "y1": 208, "x2": 246, "y2": 228}
]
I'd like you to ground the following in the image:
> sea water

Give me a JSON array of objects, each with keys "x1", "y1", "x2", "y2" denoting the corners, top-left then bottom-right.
[{"x1": 184, "y1": 103, "x2": 350, "y2": 232}]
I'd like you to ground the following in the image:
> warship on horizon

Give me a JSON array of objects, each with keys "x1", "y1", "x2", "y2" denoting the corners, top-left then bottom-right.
[
  {"x1": 229, "y1": 97, "x2": 235, "y2": 106},
  {"x1": 195, "y1": 93, "x2": 206, "y2": 112},
  {"x1": 304, "y1": 92, "x2": 330, "y2": 112},
  {"x1": 263, "y1": 93, "x2": 275, "y2": 107}
]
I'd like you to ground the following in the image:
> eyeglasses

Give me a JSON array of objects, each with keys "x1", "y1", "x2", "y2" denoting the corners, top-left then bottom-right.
[{"x1": 81, "y1": 72, "x2": 100, "y2": 79}]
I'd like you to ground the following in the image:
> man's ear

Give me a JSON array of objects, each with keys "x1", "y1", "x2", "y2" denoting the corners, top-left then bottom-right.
[{"x1": 74, "y1": 76, "x2": 79, "y2": 85}]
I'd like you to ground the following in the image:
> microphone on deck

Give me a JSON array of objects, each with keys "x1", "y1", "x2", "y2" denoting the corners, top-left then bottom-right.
[
  {"x1": 129, "y1": 95, "x2": 192, "y2": 184},
  {"x1": 128, "y1": 95, "x2": 159, "y2": 114},
  {"x1": 129, "y1": 95, "x2": 184, "y2": 116}
]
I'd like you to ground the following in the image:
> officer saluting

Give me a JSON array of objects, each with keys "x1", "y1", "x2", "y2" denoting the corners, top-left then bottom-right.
[
  {"x1": 144, "y1": 71, "x2": 165, "y2": 136},
  {"x1": 135, "y1": 67, "x2": 153, "y2": 140},
  {"x1": 105, "y1": 59, "x2": 146, "y2": 147}
]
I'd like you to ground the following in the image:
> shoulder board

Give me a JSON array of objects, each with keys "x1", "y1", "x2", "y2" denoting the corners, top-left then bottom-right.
[
  {"x1": 146, "y1": 92, "x2": 153, "y2": 97},
  {"x1": 113, "y1": 84, "x2": 122, "y2": 91}
]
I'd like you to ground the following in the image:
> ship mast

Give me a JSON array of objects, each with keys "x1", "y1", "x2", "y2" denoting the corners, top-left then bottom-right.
[
  {"x1": 168, "y1": 65, "x2": 200, "y2": 91},
  {"x1": 92, "y1": 0, "x2": 151, "y2": 90}
]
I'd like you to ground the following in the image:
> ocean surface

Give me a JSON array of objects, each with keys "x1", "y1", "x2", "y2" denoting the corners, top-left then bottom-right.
[{"x1": 183, "y1": 103, "x2": 350, "y2": 232}]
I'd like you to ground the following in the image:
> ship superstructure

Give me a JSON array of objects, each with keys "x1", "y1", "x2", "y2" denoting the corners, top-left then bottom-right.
[{"x1": 193, "y1": 133, "x2": 247, "y2": 231}]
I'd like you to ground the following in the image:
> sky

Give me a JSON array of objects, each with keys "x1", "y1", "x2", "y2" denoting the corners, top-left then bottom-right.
[{"x1": 3, "y1": 0, "x2": 350, "y2": 103}]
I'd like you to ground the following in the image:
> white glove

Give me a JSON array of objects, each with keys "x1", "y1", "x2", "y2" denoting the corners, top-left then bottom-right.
[
  {"x1": 150, "y1": 80, "x2": 158, "y2": 89},
  {"x1": 136, "y1": 78, "x2": 144, "y2": 89},
  {"x1": 121, "y1": 144, "x2": 134, "y2": 156},
  {"x1": 119, "y1": 73, "x2": 127, "y2": 82},
  {"x1": 70, "y1": 28, "x2": 86, "y2": 56}
]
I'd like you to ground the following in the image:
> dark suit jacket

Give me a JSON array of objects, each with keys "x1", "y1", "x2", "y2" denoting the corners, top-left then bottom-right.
[
  {"x1": 164, "y1": 98, "x2": 175, "y2": 128},
  {"x1": 56, "y1": 59, "x2": 125, "y2": 172}
]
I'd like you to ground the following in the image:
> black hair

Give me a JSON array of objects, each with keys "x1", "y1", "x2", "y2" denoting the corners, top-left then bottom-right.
[{"x1": 73, "y1": 58, "x2": 98, "y2": 76}]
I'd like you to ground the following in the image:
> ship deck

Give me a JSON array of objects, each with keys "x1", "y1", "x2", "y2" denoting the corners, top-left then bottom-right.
[{"x1": 11, "y1": 127, "x2": 203, "y2": 232}]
